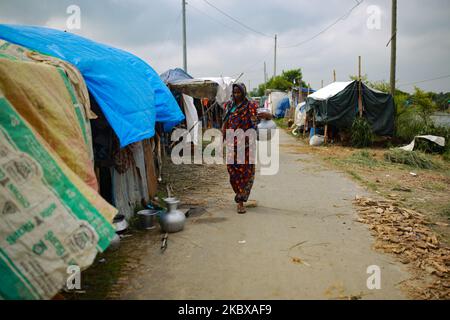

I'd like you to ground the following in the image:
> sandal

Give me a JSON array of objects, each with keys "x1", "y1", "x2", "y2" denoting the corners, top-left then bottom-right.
[{"x1": 237, "y1": 204, "x2": 246, "y2": 214}]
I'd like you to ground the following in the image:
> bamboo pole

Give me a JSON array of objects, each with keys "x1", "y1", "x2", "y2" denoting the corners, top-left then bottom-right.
[{"x1": 358, "y1": 56, "x2": 363, "y2": 117}]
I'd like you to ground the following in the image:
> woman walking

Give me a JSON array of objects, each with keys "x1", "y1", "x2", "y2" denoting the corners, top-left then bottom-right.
[{"x1": 222, "y1": 83, "x2": 271, "y2": 214}]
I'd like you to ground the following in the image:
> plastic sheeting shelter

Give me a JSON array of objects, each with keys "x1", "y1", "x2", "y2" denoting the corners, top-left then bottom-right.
[
  {"x1": 0, "y1": 24, "x2": 185, "y2": 147},
  {"x1": 306, "y1": 81, "x2": 395, "y2": 136},
  {"x1": 275, "y1": 97, "x2": 291, "y2": 118},
  {"x1": 266, "y1": 91, "x2": 288, "y2": 115},
  {"x1": 294, "y1": 102, "x2": 307, "y2": 126},
  {"x1": 160, "y1": 68, "x2": 193, "y2": 84},
  {"x1": 199, "y1": 77, "x2": 235, "y2": 106}
]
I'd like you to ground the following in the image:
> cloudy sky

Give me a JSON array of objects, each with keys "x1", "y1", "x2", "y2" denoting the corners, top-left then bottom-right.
[{"x1": 0, "y1": 0, "x2": 449, "y2": 93}]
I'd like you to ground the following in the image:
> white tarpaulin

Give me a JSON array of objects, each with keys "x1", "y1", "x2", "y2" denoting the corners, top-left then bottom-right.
[
  {"x1": 294, "y1": 102, "x2": 306, "y2": 126},
  {"x1": 308, "y1": 81, "x2": 353, "y2": 101},
  {"x1": 399, "y1": 135, "x2": 446, "y2": 152},
  {"x1": 199, "y1": 77, "x2": 235, "y2": 106},
  {"x1": 182, "y1": 94, "x2": 200, "y2": 145}
]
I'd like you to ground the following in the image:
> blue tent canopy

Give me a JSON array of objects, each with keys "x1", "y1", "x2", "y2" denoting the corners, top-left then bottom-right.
[
  {"x1": 160, "y1": 68, "x2": 193, "y2": 84},
  {"x1": 275, "y1": 97, "x2": 291, "y2": 118},
  {"x1": 0, "y1": 24, "x2": 184, "y2": 147}
]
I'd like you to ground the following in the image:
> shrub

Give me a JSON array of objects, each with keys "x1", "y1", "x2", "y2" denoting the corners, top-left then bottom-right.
[{"x1": 351, "y1": 117, "x2": 374, "y2": 148}]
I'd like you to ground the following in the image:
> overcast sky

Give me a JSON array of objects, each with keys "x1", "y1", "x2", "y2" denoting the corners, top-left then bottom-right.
[{"x1": 0, "y1": 0, "x2": 449, "y2": 93}]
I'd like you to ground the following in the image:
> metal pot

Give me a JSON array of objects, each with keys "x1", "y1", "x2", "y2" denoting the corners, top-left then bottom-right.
[
  {"x1": 113, "y1": 214, "x2": 128, "y2": 233},
  {"x1": 159, "y1": 197, "x2": 185, "y2": 233},
  {"x1": 137, "y1": 209, "x2": 159, "y2": 230},
  {"x1": 257, "y1": 119, "x2": 277, "y2": 141}
]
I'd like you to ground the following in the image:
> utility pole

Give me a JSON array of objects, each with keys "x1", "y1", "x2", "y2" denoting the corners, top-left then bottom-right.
[
  {"x1": 273, "y1": 34, "x2": 277, "y2": 77},
  {"x1": 333, "y1": 69, "x2": 336, "y2": 82},
  {"x1": 264, "y1": 62, "x2": 267, "y2": 83},
  {"x1": 182, "y1": 0, "x2": 187, "y2": 72},
  {"x1": 390, "y1": 0, "x2": 397, "y2": 95}
]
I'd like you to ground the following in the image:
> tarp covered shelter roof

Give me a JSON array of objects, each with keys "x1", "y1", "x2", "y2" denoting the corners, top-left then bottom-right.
[
  {"x1": 306, "y1": 80, "x2": 395, "y2": 136},
  {"x1": 308, "y1": 81, "x2": 353, "y2": 101},
  {"x1": 166, "y1": 78, "x2": 219, "y2": 100},
  {"x1": 160, "y1": 69, "x2": 234, "y2": 103},
  {"x1": 0, "y1": 24, "x2": 185, "y2": 147},
  {"x1": 160, "y1": 68, "x2": 193, "y2": 84}
]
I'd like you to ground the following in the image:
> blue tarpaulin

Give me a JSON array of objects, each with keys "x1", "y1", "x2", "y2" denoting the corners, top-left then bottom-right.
[
  {"x1": 0, "y1": 24, "x2": 185, "y2": 147},
  {"x1": 275, "y1": 97, "x2": 290, "y2": 118}
]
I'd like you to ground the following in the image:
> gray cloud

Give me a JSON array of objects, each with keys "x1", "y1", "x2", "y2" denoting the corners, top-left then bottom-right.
[{"x1": 0, "y1": 0, "x2": 449, "y2": 93}]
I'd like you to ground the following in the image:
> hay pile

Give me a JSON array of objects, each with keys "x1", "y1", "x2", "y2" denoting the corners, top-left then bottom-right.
[
  {"x1": 354, "y1": 196, "x2": 450, "y2": 299},
  {"x1": 384, "y1": 149, "x2": 439, "y2": 169}
]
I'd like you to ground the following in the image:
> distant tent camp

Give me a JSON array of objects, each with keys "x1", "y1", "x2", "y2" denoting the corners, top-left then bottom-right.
[
  {"x1": 0, "y1": 24, "x2": 185, "y2": 147},
  {"x1": 306, "y1": 81, "x2": 395, "y2": 136}
]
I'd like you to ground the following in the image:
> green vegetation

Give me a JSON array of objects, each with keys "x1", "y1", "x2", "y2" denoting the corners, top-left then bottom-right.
[
  {"x1": 273, "y1": 118, "x2": 288, "y2": 129},
  {"x1": 384, "y1": 149, "x2": 439, "y2": 169},
  {"x1": 347, "y1": 150, "x2": 378, "y2": 167},
  {"x1": 441, "y1": 204, "x2": 450, "y2": 219},
  {"x1": 251, "y1": 68, "x2": 307, "y2": 97},
  {"x1": 351, "y1": 117, "x2": 374, "y2": 148}
]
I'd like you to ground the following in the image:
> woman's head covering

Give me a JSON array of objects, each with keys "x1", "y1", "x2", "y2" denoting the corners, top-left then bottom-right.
[{"x1": 232, "y1": 83, "x2": 247, "y2": 102}]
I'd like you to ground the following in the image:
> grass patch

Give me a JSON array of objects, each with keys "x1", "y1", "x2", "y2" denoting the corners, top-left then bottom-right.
[
  {"x1": 444, "y1": 150, "x2": 450, "y2": 162},
  {"x1": 347, "y1": 150, "x2": 379, "y2": 167},
  {"x1": 441, "y1": 205, "x2": 450, "y2": 219},
  {"x1": 274, "y1": 118, "x2": 288, "y2": 129},
  {"x1": 384, "y1": 149, "x2": 439, "y2": 169},
  {"x1": 424, "y1": 182, "x2": 447, "y2": 192},
  {"x1": 348, "y1": 170, "x2": 363, "y2": 182}
]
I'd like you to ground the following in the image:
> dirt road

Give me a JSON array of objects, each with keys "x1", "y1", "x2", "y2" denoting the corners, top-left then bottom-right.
[{"x1": 110, "y1": 129, "x2": 412, "y2": 300}]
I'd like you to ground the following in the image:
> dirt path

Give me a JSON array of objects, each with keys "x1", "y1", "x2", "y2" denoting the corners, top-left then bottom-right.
[{"x1": 98, "y1": 129, "x2": 414, "y2": 300}]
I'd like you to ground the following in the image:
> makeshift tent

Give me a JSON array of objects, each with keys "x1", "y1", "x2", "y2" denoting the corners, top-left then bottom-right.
[
  {"x1": 166, "y1": 78, "x2": 219, "y2": 100},
  {"x1": 160, "y1": 70, "x2": 234, "y2": 105},
  {"x1": 266, "y1": 91, "x2": 288, "y2": 115},
  {"x1": 306, "y1": 81, "x2": 395, "y2": 136},
  {"x1": 0, "y1": 40, "x2": 116, "y2": 300},
  {"x1": 0, "y1": 24, "x2": 185, "y2": 147},
  {"x1": 275, "y1": 97, "x2": 291, "y2": 118},
  {"x1": 160, "y1": 68, "x2": 193, "y2": 84}
]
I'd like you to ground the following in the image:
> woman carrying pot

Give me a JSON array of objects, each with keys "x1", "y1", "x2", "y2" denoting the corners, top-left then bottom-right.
[{"x1": 222, "y1": 83, "x2": 272, "y2": 214}]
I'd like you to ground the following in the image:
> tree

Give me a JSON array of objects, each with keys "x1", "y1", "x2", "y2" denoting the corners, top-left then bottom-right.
[
  {"x1": 252, "y1": 68, "x2": 307, "y2": 96},
  {"x1": 281, "y1": 69, "x2": 306, "y2": 87},
  {"x1": 410, "y1": 87, "x2": 437, "y2": 124}
]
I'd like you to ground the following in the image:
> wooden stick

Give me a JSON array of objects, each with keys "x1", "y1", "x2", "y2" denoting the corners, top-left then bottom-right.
[
  {"x1": 358, "y1": 56, "x2": 363, "y2": 117},
  {"x1": 324, "y1": 124, "x2": 328, "y2": 144}
]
